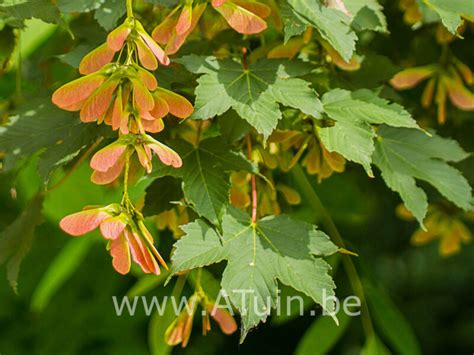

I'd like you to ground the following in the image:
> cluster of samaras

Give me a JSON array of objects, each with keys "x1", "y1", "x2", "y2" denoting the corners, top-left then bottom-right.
[{"x1": 52, "y1": 17, "x2": 194, "y2": 184}]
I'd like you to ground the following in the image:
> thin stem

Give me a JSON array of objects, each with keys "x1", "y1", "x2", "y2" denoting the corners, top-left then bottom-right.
[
  {"x1": 242, "y1": 47, "x2": 248, "y2": 70},
  {"x1": 246, "y1": 135, "x2": 257, "y2": 224},
  {"x1": 122, "y1": 149, "x2": 131, "y2": 204},
  {"x1": 125, "y1": 42, "x2": 134, "y2": 65},
  {"x1": 195, "y1": 120, "x2": 203, "y2": 147},
  {"x1": 196, "y1": 267, "x2": 202, "y2": 286},
  {"x1": 194, "y1": 268, "x2": 205, "y2": 297},
  {"x1": 126, "y1": 0, "x2": 134, "y2": 18},
  {"x1": 291, "y1": 164, "x2": 375, "y2": 338},
  {"x1": 15, "y1": 30, "x2": 22, "y2": 102},
  {"x1": 287, "y1": 135, "x2": 311, "y2": 171}
]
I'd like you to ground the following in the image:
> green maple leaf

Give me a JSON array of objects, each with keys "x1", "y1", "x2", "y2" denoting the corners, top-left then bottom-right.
[
  {"x1": 0, "y1": 100, "x2": 104, "y2": 182},
  {"x1": 425, "y1": 0, "x2": 474, "y2": 34},
  {"x1": 373, "y1": 126, "x2": 473, "y2": 226},
  {"x1": 0, "y1": 0, "x2": 61, "y2": 25},
  {"x1": 346, "y1": 0, "x2": 388, "y2": 33},
  {"x1": 286, "y1": 0, "x2": 357, "y2": 62},
  {"x1": 56, "y1": 0, "x2": 126, "y2": 30},
  {"x1": 177, "y1": 55, "x2": 323, "y2": 140},
  {"x1": 152, "y1": 137, "x2": 256, "y2": 225},
  {"x1": 319, "y1": 89, "x2": 419, "y2": 176},
  {"x1": 280, "y1": 1, "x2": 307, "y2": 42},
  {"x1": 171, "y1": 207, "x2": 339, "y2": 340},
  {"x1": 0, "y1": 193, "x2": 44, "y2": 292}
]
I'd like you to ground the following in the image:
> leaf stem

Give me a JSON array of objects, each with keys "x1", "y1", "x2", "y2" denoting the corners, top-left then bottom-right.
[
  {"x1": 242, "y1": 47, "x2": 249, "y2": 70},
  {"x1": 246, "y1": 135, "x2": 257, "y2": 224},
  {"x1": 126, "y1": 0, "x2": 134, "y2": 18},
  {"x1": 195, "y1": 120, "x2": 203, "y2": 147},
  {"x1": 291, "y1": 164, "x2": 375, "y2": 338}
]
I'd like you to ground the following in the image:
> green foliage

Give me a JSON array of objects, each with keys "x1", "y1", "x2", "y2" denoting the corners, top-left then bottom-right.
[
  {"x1": 295, "y1": 312, "x2": 351, "y2": 355},
  {"x1": 347, "y1": 0, "x2": 388, "y2": 32},
  {"x1": 178, "y1": 55, "x2": 322, "y2": 139},
  {"x1": 373, "y1": 126, "x2": 472, "y2": 226},
  {"x1": 286, "y1": 0, "x2": 356, "y2": 61},
  {"x1": 172, "y1": 207, "x2": 338, "y2": 340},
  {"x1": 152, "y1": 137, "x2": 256, "y2": 225},
  {"x1": 31, "y1": 237, "x2": 95, "y2": 312},
  {"x1": 57, "y1": 0, "x2": 126, "y2": 30},
  {"x1": 143, "y1": 176, "x2": 183, "y2": 216},
  {"x1": 0, "y1": 100, "x2": 104, "y2": 182},
  {"x1": 365, "y1": 281, "x2": 422, "y2": 355},
  {"x1": 319, "y1": 89, "x2": 419, "y2": 176},
  {"x1": 0, "y1": 193, "x2": 43, "y2": 292},
  {"x1": 425, "y1": 0, "x2": 474, "y2": 33},
  {"x1": 0, "y1": 0, "x2": 61, "y2": 25}
]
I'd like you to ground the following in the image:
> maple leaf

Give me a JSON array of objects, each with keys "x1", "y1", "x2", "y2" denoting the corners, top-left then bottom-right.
[
  {"x1": 152, "y1": 137, "x2": 257, "y2": 225},
  {"x1": 177, "y1": 55, "x2": 323, "y2": 140},
  {"x1": 425, "y1": 0, "x2": 474, "y2": 34},
  {"x1": 373, "y1": 126, "x2": 472, "y2": 226},
  {"x1": 319, "y1": 89, "x2": 419, "y2": 176},
  {"x1": 286, "y1": 0, "x2": 357, "y2": 62},
  {"x1": 171, "y1": 207, "x2": 339, "y2": 340}
]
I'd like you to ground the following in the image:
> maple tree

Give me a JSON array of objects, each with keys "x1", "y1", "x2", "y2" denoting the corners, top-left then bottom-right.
[{"x1": 0, "y1": 0, "x2": 473, "y2": 354}]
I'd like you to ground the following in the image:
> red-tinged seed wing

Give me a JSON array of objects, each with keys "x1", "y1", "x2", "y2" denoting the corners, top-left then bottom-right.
[
  {"x1": 136, "y1": 37, "x2": 158, "y2": 71},
  {"x1": 140, "y1": 111, "x2": 156, "y2": 120},
  {"x1": 320, "y1": 41, "x2": 360, "y2": 71},
  {"x1": 132, "y1": 78, "x2": 155, "y2": 113},
  {"x1": 165, "y1": 3, "x2": 207, "y2": 55},
  {"x1": 390, "y1": 66, "x2": 435, "y2": 90},
  {"x1": 165, "y1": 318, "x2": 185, "y2": 346},
  {"x1": 142, "y1": 118, "x2": 165, "y2": 133},
  {"x1": 102, "y1": 101, "x2": 114, "y2": 125},
  {"x1": 435, "y1": 79, "x2": 447, "y2": 124},
  {"x1": 52, "y1": 75, "x2": 105, "y2": 110},
  {"x1": 444, "y1": 77, "x2": 474, "y2": 110},
  {"x1": 214, "y1": 1, "x2": 267, "y2": 34},
  {"x1": 59, "y1": 209, "x2": 110, "y2": 236},
  {"x1": 120, "y1": 112, "x2": 130, "y2": 134},
  {"x1": 207, "y1": 305, "x2": 238, "y2": 334},
  {"x1": 135, "y1": 144, "x2": 153, "y2": 173},
  {"x1": 111, "y1": 94, "x2": 123, "y2": 131},
  {"x1": 110, "y1": 234, "x2": 131, "y2": 275},
  {"x1": 156, "y1": 88, "x2": 194, "y2": 118},
  {"x1": 80, "y1": 79, "x2": 119, "y2": 122},
  {"x1": 233, "y1": 0, "x2": 271, "y2": 18},
  {"x1": 107, "y1": 24, "x2": 131, "y2": 51},
  {"x1": 91, "y1": 156, "x2": 126, "y2": 185},
  {"x1": 148, "y1": 141, "x2": 182, "y2": 168},
  {"x1": 151, "y1": 93, "x2": 170, "y2": 118},
  {"x1": 421, "y1": 77, "x2": 436, "y2": 108},
  {"x1": 90, "y1": 143, "x2": 127, "y2": 172},
  {"x1": 125, "y1": 229, "x2": 160, "y2": 274},
  {"x1": 267, "y1": 38, "x2": 305, "y2": 59},
  {"x1": 100, "y1": 216, "x2": 127, "y2": 240},
  {"x1": 138, "y1": 221, "x2": 168, "y2": 269},
  {"x1": 62, "y1": 98, "x2": 87, "y2": 112},
  {"x1": 136, "y1": 67, "x2": 158, "y2": 90},
  {"x1": 182, "y1": 311, "x2": 195, "y2": 347},
  {"x1": 152, "y1": 11, "x2": 178, "y2": 44},
  {"x1": 79, "y1": 43, "x2": 115, "y2": 75},
  {"x1": 176, "y1": 4, "x2": 193, "y2": 35},
  {"x1": 139, "y1": 32, "x2": 170, "y2": 66}
]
